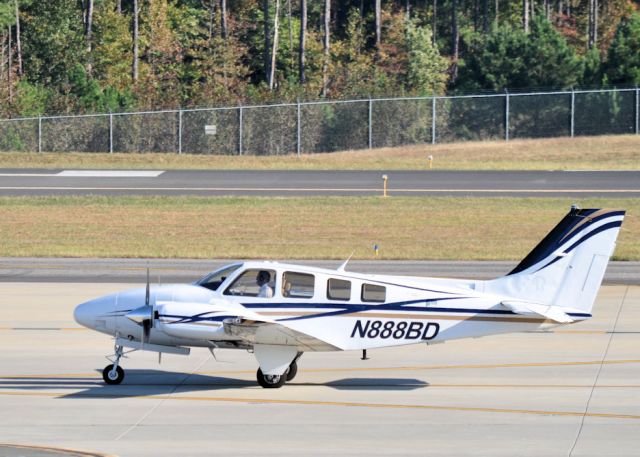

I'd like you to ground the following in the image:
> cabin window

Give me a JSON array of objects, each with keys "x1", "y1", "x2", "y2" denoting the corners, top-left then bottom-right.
[
  {"x1": 327, "y1": 278, "x2": 351, "y2": 301},
  {"x1": 361, "y1": 283, "x2": 386, "y2": 302},
  {"x1": 224, "y1": 269, "x2": 276, "y2": 297},
  {"x1": 282, "y1": 272, "x2": 315, "y2": 298}
]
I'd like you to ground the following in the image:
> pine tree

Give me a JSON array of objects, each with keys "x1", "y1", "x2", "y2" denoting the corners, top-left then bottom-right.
[{"x1": 603, "y1": 13, "x2": 640, "y2": 85}]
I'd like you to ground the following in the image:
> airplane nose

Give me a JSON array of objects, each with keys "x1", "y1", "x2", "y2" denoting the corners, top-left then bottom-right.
[{"x1": 74, "y1": 294, "x2": 115, "y2": 330}]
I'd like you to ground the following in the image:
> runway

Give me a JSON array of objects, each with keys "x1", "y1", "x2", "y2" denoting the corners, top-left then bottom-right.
[
  {"x1": 1, "y1": 169, "x2": 640, "y2": 197},
  {"x1": 0, "y1": 282, "x2": 638, "y2": 456}
]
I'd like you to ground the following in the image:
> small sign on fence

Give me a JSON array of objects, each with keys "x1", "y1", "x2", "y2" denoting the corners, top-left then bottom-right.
[{"x1": 204, "y1": 125, "x2": 217, "y2": 135}]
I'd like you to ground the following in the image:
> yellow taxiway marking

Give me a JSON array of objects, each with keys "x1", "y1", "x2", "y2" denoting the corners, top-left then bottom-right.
[
  {"x1": 546, "y1": 329, "x2": 608, "y2": 334},
  {"x1": 0, "y1": 442, "x2": 116, "y2": 457},
  {"x1": 0, "y1": 389, "x2": 638, "y2": 421},
  {"x1": 204, "y1": 358, "x2": 640, "y2": 375},
  {"x1": 2, "y1": 358, "x2": 639, "y2": 380},
  {"x1": 2, "y1": 381, "x2": 638, "y2": 389},
  {"x1": 0, "y1": 327, "x2": 87, "y2": 331}
]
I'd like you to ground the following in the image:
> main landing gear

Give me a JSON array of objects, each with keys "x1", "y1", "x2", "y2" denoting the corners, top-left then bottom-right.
[
  {"x1": 102, "y1": 344, "x2": 125, "y2": 385},
  {"x1": 99, "y1": 345, "x2": 302, "y2": 388},
  {"x1": 255, "y1": 354, "x2": 301, "y2": 389}
]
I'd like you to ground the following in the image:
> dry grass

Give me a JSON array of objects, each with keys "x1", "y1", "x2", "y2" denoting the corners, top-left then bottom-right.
[
  {"x1": 0, "y1": 196, "x2": 637, "y2": 260},
  {"x1": 0, "y1": 135, "x2": 638, "y2": 170}
]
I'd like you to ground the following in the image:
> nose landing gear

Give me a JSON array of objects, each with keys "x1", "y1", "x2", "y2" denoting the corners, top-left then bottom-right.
[{"x1": 102, "y1": 344, "x2": 125, "y2": 385}]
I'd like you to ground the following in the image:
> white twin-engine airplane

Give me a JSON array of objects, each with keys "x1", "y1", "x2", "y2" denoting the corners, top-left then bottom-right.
[{"x1": 74, "y1": 207, "x2": 625, "y2": 388}]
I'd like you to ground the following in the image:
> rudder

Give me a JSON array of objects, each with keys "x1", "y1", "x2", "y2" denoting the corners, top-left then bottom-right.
[{"x1": 486, "y1": 207, "x2": 625, "y2": 314}]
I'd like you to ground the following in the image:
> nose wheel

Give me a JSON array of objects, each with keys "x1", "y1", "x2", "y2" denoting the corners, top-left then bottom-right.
[
  {"x1": 103, "y1": 364, "x2": 125, "y2": 384},
  {"x1": 102, "y1": 344, "x2": 125, "y2": 385}
]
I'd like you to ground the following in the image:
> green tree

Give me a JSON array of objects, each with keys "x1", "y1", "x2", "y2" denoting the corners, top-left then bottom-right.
[
  {"x1": 459, "y1": 17, "x2": 582, "y2": 91},
  {"x1": 603, "y1": 13, "x2": 640, "y2": 85},
  {"x1": 582, "y1": 46, "x2": 601, "y2": 86},
  {"x1": 21, "y1": 1, "x2": 84, "y2": 88},
  {"x1": 405, "y1": 18, "x2": 448, "y2": 95},
  {"x1": 0, "y1": 1, "x2": 14, "y2": 27},
  {"x1": 13, "y1": 81, "x2": 49, "y2": 116},
  {"x1": 330, "y1": 8, "x2": 388, "y2": 98},
  {"x1": 92, "y1": 0, "x2": 132, "y2": 91}
]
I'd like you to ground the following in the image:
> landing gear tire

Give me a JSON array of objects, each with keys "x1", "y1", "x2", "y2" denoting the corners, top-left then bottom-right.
[
  {"x1": 256, "y1": 368, "x2": 286, "y2": 388},
  {"x1": 285, "y1": 360, "x2": 298, "y2": 382},
  {"x1": 103, "y1": 364, "x2": 125, "y2": 385}
]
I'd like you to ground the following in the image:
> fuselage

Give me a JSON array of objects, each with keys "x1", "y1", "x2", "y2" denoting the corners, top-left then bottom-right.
[{"x1": 74, "y1": 261, "x2": 589, "y2": 352}]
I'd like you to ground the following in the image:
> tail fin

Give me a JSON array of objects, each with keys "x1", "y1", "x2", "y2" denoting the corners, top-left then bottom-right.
[{"x1": 486, "y1": 207, "x2": 625, "y2": 314}]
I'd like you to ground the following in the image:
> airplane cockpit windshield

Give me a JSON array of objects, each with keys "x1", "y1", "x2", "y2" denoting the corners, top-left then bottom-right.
[{"x1": 195, "y1": 264, "x2": 242, "y2": 291}]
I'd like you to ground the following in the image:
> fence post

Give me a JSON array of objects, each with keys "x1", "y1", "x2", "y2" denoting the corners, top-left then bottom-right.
[
  {"x1": 368, "y1": 97, "x2": 373, "y2": 149},
  {"x1": 178, "y1": 109, "x2": 183, "y2": 154},
  {"x1": 238, "y1": 105, "x2": 243, "y2": 155},
  {"x1": 297, "y1": 99, "x2": 301, "y2": 156},
  {"x1": 431, "y1": 96, "x2": 436, "y2": 144},
  {"x1": 505, "y1": 90, "x2": 510, "y2": 141},
  {"x1": 570, "y1": 88, "x2": 575, "y2": 138},
  {"x1": 636, "y1": 86, "x2": 640, "y2": 135},
  {"x1": 109, "y1": 112, "x2": 113, "y2": 154},
  {"x1": 38, "y1": 116, "x2": 42, "y2": 153}
]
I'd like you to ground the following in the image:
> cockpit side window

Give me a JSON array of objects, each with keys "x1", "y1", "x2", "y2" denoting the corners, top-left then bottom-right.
[
  {"x1": 196, "y1": 264, "x2": 241, "y2": 291},
  {"x1": 224, "y1": 269, "x2": 276, "y2": 297}
]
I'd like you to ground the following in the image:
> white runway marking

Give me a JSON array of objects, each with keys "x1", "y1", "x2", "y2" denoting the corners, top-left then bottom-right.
[{"x1": 56, "y1": 170, "x2": 164, "y2": 177}]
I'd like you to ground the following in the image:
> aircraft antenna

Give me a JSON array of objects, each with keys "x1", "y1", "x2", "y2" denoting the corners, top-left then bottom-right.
[{"x1": 337, "y1": 252, "x2": 355, "y2": 272}]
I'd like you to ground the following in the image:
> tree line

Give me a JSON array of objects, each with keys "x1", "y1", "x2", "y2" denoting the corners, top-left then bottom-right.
[{"x1": 0, "y1": 0, "x2": 639, "y2": 118}]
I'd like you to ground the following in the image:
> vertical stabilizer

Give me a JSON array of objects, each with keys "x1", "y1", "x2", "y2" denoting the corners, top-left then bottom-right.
[{"x1": 486, "y1": 207, "x2": 625, "y2": 314}]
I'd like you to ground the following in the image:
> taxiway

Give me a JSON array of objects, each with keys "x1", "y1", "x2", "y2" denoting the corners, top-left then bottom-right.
[{"x1": 0, "y1": 282, "x2": 638, "y2": 456}]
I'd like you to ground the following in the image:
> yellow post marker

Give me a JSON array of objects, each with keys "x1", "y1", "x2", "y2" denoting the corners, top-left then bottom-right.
[
  {"x1": 428, "y1": 154, "x2": 434, "y2": 169},
  {"x1": 373, "y1": 244, "x2": 379, "y2": 257},
  {"x1": 382, "y1": 174, "x2": 388, "y2": 197}
]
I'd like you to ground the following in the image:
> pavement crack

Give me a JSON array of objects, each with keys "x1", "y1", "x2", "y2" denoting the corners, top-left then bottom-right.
[
  {"x1": 114, "y1": 355, "x2": 210, "y2": 441},
  {"x1": 568, "y1": 285, "x2": 629, "y2": 456}
]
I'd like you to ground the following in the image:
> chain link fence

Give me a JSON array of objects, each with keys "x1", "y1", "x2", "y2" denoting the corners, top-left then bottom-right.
[{"x1": 0, "y1": 88, "x2": 638, "y2": 155}]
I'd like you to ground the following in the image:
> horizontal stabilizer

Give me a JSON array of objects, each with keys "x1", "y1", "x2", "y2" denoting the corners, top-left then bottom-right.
[{"x1": 500, "y1": 300, "x2": 574, "y2": 323}]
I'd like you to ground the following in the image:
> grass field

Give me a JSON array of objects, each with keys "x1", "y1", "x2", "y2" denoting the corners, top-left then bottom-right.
[
  {"x1": 1, "y1": 135, "x2": 639, "y2": 170},
  {"x1": 0, "y1": 196, "x2": 636, "y2": 260}
]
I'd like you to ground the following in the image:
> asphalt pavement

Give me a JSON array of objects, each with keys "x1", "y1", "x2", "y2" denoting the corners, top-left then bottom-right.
[{"x1": 1, "y1": 169, "x2": 639, "y2": 197}]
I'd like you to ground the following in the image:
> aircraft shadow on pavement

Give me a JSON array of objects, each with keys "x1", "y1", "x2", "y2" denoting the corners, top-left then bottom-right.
[
  {"x1": 321, "y1": 378, "x2": 428, "y2": 391},
  {"x1": 1, "y1": 371, "x2": 429, "y2": 397}
]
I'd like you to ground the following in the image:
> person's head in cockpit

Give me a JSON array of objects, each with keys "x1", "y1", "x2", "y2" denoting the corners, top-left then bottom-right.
[{"x1": 256, "y1": 270, "x2": 273, "y2": 298}]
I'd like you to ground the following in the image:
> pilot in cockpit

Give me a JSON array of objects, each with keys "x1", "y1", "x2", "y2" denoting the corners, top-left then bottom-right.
[{"x1": 256, "y1": 270, "x2": 274, "y2": 298}]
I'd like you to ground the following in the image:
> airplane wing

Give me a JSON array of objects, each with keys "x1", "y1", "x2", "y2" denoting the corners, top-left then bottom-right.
[
  {"x1": 500, "y1": 300, "x2": 574, "y2": 323},
  {"x1": 155, "y1": 300, "x2": 341, "y2": 351},
  {"x1": 223, "y1": 319, "x2": 340, "y2": 351}
]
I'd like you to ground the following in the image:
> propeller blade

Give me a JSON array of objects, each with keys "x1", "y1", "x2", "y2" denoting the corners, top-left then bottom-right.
[
  {"x1": 145, "y1": 267, "x2": 150, "y2": 307},
  {"x1": 143, "y1": 319, "x2": 152, "y2": 345}
]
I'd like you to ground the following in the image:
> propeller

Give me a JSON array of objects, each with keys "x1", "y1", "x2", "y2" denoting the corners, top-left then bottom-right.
[{"x1": 125, "y1": 267, "x2": 155, "y2": 347}]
